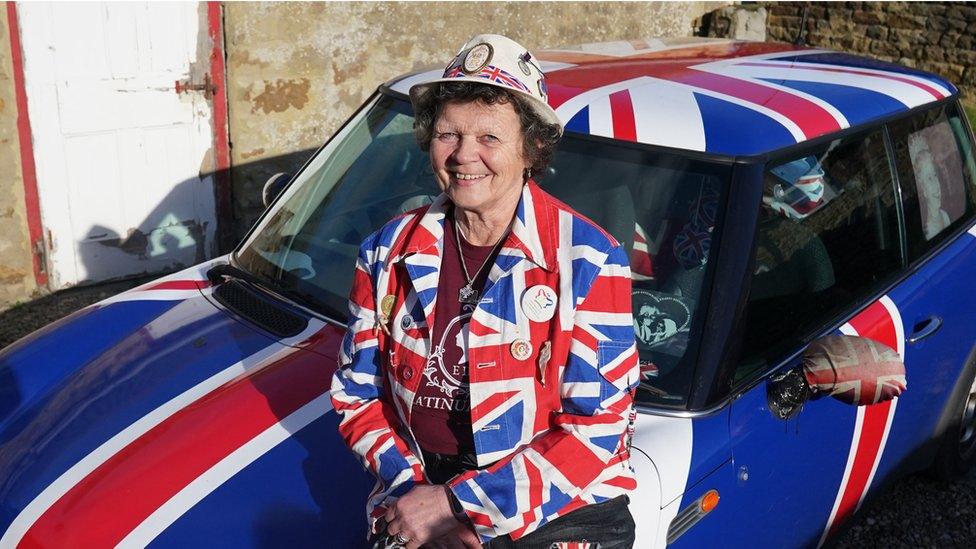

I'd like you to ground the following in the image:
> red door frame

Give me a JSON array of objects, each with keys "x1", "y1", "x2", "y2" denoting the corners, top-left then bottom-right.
[
  {"x1": 6, "y1": 1, "x2": 46, "y2": 288},
  {"x1": 5, "y1": 1, "x2": 234, "y2": 291},
  {"x1": 207, "y1": 1, "x2": 234, "y2": 254}
]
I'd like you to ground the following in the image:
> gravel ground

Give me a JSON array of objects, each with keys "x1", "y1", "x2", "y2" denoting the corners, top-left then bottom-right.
[
  {"x1": 1, "y1": 280, "x2": 975, "y2": 547},
  {"x1": 834, "y1": 471, "x2": 976, "y2": 548}
]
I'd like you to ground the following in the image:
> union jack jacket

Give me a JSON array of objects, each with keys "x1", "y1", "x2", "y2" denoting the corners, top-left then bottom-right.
[{"x1": 330, "y1": 181, "x2": 640, "y2": 542}]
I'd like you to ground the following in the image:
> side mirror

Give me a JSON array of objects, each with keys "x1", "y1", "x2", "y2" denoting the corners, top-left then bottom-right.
[
  {"x1": 262, "y1": 172, "x2": 292, "y2": 208},
  {"x1": 767, "y1": 335, "x2": 907, "y2": 420}
]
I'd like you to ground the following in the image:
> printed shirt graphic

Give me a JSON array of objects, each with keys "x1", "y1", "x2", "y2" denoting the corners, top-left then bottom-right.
[{"x1": 411, "y1": 215, "x2": 499, "y2": 454}]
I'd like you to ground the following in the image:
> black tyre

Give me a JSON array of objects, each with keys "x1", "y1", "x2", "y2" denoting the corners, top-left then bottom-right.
[{"x1": 931, "y1": 363, "x2": 976, "y2": 479}]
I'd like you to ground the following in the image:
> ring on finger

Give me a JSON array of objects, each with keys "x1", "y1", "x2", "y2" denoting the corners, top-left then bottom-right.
[{"x1": 393, "y1": 532, "x2": 410, "y2": 545}]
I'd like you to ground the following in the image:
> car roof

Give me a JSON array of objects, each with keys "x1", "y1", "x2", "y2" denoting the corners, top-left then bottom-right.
[{"x1": 387, "y1": 38, "x2": 957, "y2": 157}]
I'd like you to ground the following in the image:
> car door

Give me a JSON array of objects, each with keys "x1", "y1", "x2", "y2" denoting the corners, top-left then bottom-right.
[
  {"x1": 721, "y1": 125, "x2": 909, "y2": 548},
  {"x1": 875, "y1": 101, "x2": 976, "y2": 481}
]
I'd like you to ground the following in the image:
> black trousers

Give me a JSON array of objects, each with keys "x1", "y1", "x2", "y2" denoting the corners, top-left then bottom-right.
[{"x1": 423, "y1": 451, "x2": 636, "y2": 549}]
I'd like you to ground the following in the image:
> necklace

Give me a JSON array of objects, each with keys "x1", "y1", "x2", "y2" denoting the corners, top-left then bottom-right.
[{"x1": 453, "y1": 214, "x2": 506, "y2": 305}]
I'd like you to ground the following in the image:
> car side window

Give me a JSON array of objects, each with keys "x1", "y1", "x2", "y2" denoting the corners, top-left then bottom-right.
[
  {"x1": 887, "y1": 102, "x2": 976, "y2": 260},
  {"x1": 735, "y1": 129, "x2": 902, "y2": 382}
]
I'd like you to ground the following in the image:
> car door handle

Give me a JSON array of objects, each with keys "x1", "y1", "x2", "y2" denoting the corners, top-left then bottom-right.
[{"x1": 908, "y1": 316, "x2": 943, "y2": 344}]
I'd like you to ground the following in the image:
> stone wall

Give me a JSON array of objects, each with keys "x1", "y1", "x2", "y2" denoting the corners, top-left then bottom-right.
[
  {"x1": 0, "y1": 13, "x2": 38, "y2": 309},
  {"x1": 710, "y1": 2, "x2": 976, "y2": 100},
  {"x1": 223, "y1": 1, "x2": 728, "y2": 236}
]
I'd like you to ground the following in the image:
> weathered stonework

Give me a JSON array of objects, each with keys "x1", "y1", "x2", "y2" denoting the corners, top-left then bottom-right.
[
  {"x1": 0, "y1": 13, "x2": 38, "y2": 309},
  {"x1": 224, "y1": 1, "x2": 729, "y2": 235},
  {"x1": 705, "y1": 2, "x2": 976, "y2": 101}
]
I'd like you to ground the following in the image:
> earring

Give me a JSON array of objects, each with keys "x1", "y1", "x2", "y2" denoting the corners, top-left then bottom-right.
[{"x1": 524, "y1": 167, "x2": 532, "y2": 181}]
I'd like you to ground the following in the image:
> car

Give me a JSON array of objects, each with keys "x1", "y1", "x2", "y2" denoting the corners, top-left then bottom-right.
[{"x1": 2, "y1": 37, "x2": 974, "y2": 548}]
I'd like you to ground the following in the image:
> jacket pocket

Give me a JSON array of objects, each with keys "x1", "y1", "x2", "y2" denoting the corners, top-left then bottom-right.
[{"x1": 596, "y1": 340, "x2": 635, "y2": 402}]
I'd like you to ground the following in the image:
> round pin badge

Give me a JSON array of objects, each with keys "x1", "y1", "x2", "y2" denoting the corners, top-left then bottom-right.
[
  {"x1": 518, "y1": 59, "x2": 531, "y2": 76},
  {"x1": 400, "y1": 315, "x2": 414, "y2": 330},
  {"x1": 380, "y1": 295, "x2": 396, "y2": 318},
  {"x1": 537, "y1": 78, "x2": 548, "y2": 99},
  {"x1": 462, "y1": 43, "x2": 493, "y2": 74},
  {"x1": 521, "y1": 285, "x2": 557, "y2": 323},
  {"x1": 510, "y1": 339, "x2": 533, "y2": 361}
]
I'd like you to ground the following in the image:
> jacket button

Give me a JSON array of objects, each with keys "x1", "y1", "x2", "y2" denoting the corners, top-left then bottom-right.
[{"x1": 402, "y1": 366, "x2": 414, "y2": 380}]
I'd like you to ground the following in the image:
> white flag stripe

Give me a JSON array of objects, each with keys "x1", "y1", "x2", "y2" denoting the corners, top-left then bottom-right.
[
  {"x1": 586, "y1": 94, "x2": 613, "y2": 138},
  {"x1": 629, "y1": 81, "x2": 706, "y2": 151}
]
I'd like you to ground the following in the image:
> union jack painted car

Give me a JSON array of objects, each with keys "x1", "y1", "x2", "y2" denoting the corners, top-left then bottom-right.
[{"x1": 3, "y1": 37, "x2": 976, "y2": 548}]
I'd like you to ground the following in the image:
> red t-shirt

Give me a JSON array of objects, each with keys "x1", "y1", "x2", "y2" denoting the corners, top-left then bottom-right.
[{"x1": 411, "y1": 210, "x2": 501, "y2": 455}]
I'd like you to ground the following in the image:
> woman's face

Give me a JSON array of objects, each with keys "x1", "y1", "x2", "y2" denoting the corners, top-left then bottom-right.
[{"x1": 430, "y1": 99, "x2": 529, "y2": 215}]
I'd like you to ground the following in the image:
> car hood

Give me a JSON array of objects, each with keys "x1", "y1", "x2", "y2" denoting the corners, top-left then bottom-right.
[{"x1": 0, "y1": 259, "x2": 374, "y2": 547}]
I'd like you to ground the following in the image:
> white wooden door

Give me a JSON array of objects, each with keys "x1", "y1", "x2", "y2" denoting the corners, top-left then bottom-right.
[{"x1": 18, "y1": 2, "x2": 219, "y2": 289}]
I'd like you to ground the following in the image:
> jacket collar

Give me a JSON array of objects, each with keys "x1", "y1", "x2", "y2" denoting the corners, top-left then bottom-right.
[{"x1": 385, "y1": 180, "x2": 558, "y2": 273}]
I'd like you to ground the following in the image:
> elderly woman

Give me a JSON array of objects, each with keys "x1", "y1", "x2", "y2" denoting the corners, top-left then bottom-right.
[{"x1": 330, "y1": 34, "x2": 639, "y2": 549}]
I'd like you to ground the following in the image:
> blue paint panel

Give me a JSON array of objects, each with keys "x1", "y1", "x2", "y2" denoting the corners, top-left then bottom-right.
[
  {"x1": 761, "y1": 78, "x2": 906, "y2": 127},
  {"x1": 771, "y1": 52, "x2": 958, "y2": 93},
  {"x1": 565, "y1": 106, "x2": 590, "y2": 134},
  {"x1": 686, "y1": 411, "x2": 732, "y2": 494},
  {"x1": 668, "y1": 461, "x2": 737, "y2": 548},
  {"x1": 0, "y1": 299, "x2": 178, "y2": 428},
  {"x1": 0, "y1": 296, "x2": 281, "y2": 536},
  {"x1": 694, "y1": 92, "x2": 796, "y2": 156},
  {"x1": 716, "y1": 227, "x2": 976, "y2": 547},
  {"x1": 151, "y1": 412, "x2": 375, "y2": 549},
  {"x1": 870, "y1": 231, "x2": 976, "y2": 494},
  {"x1": 724, "y1": 381, "x2": 857, "y2": 547}
]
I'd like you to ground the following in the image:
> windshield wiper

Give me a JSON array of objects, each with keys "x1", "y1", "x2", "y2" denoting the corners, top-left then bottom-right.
[
  {"x1": 208, "y1": 262, "x2": 347, "y2": 322},
  {"x1": 206, "y1": 263, "x2": 274, "y2": 289}
]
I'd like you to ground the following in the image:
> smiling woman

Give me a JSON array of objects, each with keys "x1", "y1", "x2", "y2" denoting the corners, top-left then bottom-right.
[{"x1": 328, "y1": 34, "x2": 640, "y2": 549}]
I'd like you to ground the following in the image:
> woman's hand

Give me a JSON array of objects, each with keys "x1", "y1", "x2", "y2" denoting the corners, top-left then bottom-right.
[
  {"x1": 423, "y1": 522, "x2": 481, "y2": 549},
  {"x1": 384, "y1": 485, "x2": 459, "y2": 548}
]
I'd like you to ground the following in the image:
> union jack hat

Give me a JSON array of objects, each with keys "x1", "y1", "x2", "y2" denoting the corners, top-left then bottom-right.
[{"x1": 409, "y1": 34, "x2": 562, "y2": 133}]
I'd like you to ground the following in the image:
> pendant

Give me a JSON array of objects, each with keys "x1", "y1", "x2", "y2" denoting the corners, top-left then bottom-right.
[{"x1": 458, "y1": 284, "x2": 479, "y2": 305}]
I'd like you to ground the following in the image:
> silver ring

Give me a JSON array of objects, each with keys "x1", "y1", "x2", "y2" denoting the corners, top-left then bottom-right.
[{"x1": 393, "y1": 532, "x2": 410, "y2": 545}]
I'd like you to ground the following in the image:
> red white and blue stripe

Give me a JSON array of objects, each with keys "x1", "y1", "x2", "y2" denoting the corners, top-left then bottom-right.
[{"x1": 390, "y1": 38, "x2": 956, "y2": 156}]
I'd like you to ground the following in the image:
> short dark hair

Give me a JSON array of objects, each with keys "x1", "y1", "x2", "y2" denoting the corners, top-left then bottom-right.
[{"x1": 413, "y1": 82, "x2": 562, "y2": 175}]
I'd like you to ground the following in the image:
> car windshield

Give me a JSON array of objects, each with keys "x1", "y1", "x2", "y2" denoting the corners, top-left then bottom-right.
[{"x1": 236, "y1": 92, "x2": 731, "y2": 408}]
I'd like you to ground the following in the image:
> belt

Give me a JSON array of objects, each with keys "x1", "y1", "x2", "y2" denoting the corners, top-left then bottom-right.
[
  {"x1": 421, "y1": 449, "x2": 488, "y2": 484},
  {"x1": 422, "y1": 449, "x2": 480, "y2": 470}
]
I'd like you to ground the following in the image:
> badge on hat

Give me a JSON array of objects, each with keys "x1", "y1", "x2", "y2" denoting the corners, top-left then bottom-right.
[
  {"x1": 521, "y1": 285, "x2": 557, "y2": 323},
  {"x1": 518, "y1": 52, "x2": 534, "y2": 76},
  {"x1": 510, "y1": 339, "x2": 533, "y2": 361},
  {"x1": 463, "y1": 43, "x2": 493, "y2": 74}
]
